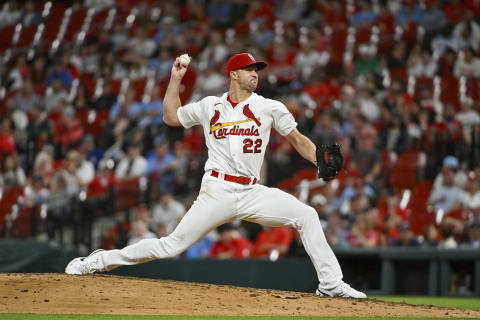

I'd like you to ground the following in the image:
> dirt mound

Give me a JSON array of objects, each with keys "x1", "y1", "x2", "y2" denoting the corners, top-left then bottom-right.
[{"x1": 0, "y1": 273, "x2": 478, "y2": 318}]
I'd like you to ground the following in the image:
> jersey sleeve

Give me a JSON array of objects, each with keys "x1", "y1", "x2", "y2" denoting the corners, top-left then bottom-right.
[
  {"x1": 177, "y1": 97, "x2": 210, "y2": 129},
  {"x1": 271, "y1": 101, "x2": 297, "y2": 136}
]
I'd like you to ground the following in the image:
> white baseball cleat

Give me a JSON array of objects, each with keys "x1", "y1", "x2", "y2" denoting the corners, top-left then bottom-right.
[
  {"x1": 316, "y1": 282, "x2": 367, "y2": 299},
  {"x1": 65, "y1": 249, "x2": 104, "y2": 275}
]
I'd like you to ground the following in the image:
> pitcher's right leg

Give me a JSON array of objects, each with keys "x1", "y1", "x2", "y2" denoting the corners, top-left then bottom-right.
[{"x1": 66, "y1": 177, "x2": 236, "y2": 274}]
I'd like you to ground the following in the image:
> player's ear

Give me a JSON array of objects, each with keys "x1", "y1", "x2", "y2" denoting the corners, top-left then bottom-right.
[{"x1": 230, "y1": 70, "x2": 238, "y2": 80}]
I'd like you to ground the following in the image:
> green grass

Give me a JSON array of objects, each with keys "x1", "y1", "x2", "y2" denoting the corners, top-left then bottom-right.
[
  {"x1": 0, "y1": 316, "x2": 475, "y2": 320},
  {"x1": 373, "y1": 296, "x2": 480, "y2": 310}
]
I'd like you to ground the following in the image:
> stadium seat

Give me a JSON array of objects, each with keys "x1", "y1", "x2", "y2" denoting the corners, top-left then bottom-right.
[
  {"x1": 16, "y1": 25, "x2": 38, "y2": 48},
  {"x1": 0, "y1": 25, "x2": 16, "y2": 52}
]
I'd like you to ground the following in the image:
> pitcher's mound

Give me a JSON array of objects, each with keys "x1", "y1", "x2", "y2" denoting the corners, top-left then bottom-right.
[{"x1": 0, "y1": 273, "x2": 478, "y2": 318}]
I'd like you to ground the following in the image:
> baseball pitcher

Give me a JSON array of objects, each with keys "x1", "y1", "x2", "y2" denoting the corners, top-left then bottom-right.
[{"x1": 66, "y1": 53, "x2": 366, "y2": 298}]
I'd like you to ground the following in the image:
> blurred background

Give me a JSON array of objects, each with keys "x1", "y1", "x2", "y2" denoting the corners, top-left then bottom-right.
[{"x1": 0, "y1": 0, "x2": 480, "y2": 297}]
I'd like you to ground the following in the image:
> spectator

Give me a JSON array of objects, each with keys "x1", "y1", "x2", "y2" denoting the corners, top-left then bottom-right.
[
  {"x1": 146, "y1": 137, "x2": 178, "y2": 190},
  {"x1": 194, "y1": 67, "x2": 227, "y2": 97},
  {"x1": 149, "y1": 47, "x2": 175, "y2": 81},
  {"x1": 428, "y1": 164, "x2": 467, "y2": 213},
  {"x1": 44, "y1": 79, "x2": 69, "y2": 111},
  {"x1": 109, "y1": 88, "x2": 144, "y2": 123},
  {"x1": 185, "y1": 231, "x2": 218, "y2": 259},
  {"x1": 422, "y1": 224, "x2": 440, "y2": 247},
  {"x1": 249, "y1": 19, "x2": 274, "y2": 49},
  {"x1": 140, "y1": 86, "x2": 164, "y2": 129},
  {"x1": 295, "y1": 41, "x2": 330, "y2": 80},
  {"x1": 72, "y1": 83, "x2": 92, "y2": 111},
  {"x1": 378, "y1": 108, "x2": 409, "y2": 154},
  {"x1": 20, "y1": 174, "x2": 50, "y2": 207},
  {"x1": 350, "y1": 0, "x2": 377, "y2": 26},
  {"x1": 7, "y1": 54, "x2": 30, "y2": 91},
  {"x1": 462, "y1": 171, "x2": 480, "y2": 210},
  {"x1": 352, "y1": 130, "x2": 381, "y2": 184},
  {"x1": 324, "y1": 212, "x2": 350, "y2": 249},
  {"x1": 407, "y1": 46, "x2": 438, "y2": 78},
  {"x1": 452, "y1": 18, "x2": 480, "y2": 52},
  {"x1": 454, "y1": 47, "x2": 480, "y2": 77},
  {"x1": 19, "y1": 0, "x2": 42, "y2": 26},
  {"x1": 33, "y1": 144, "x2": 55, "y2": 182},
  {"x1": 152, "y1": 191, "x2": 186, "y2": 235},
  {"x1": 93, "y1": 81, "x2": 117, "y2": 111},
  {"x1": 251, "y1": 226, "x2": 294, "y2": 258},
  {"x1": 0, "y1": 118, "x2": 16, "y2": 156},
  {"x1": 47, "y1": 61, "x2": 73, "y2": 88},
  {"x1": 30, "y1": 56, "x2": 48, "y2": 89},
  {"x1": 0, "y1": 153, "x2": 26, "y2": 189},
  {"x1": 210, "y1": 224, "x2": 252, "y2": 259},
  {"x1": 433, "y1": 156, "x2": 468, "y2": 191},
  {"x1": 14, "y1": 79, "x2": 42, "y2": 113},
  {"x1": 114, "y1": 144, "x2": 147, "y2": 179},
  {"x1": 455, "y1": 98, "x2": 480, "y2": 145},
  {"x1": 0, "y1": 0, "x2": 21, "y2": 28},
  {"x1": 310, "y1": 193, "x2": 330, "y2": 227},
  {"x1": 438, "y1": 222, "x2": 459, "y2": 248},
  {"x1": 123, "y1": 26, "x2": 157, "y2": 66},
  {"x1": 127, "y1": 220, "x2": 156, "y2": 246},
  {"x1": 355, "y1": 44, "x2": 381, "y2": 77},
  {"x1": 347, "y1": 208, "x2": 380, "y2": 248},
  {"x1": 420, "y1": 2, "x2": 447, "y2": 32},
  {"x1": 199, "y1": 31, "x2": 228, "y2": 67},
  {"x1": 54, "y1": 106, "x2": 85, "y2": 151},
  {"x1": 390, "y1": 223, "x2": 421, "y2": 247},
  {"x1": 312, "y1": 111, "x2": 343, "y2": 146}
]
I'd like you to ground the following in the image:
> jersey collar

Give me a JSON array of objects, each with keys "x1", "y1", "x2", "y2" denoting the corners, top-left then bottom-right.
[{"x1": 222, "y1": 92, "x2": 256, "y2": 109}]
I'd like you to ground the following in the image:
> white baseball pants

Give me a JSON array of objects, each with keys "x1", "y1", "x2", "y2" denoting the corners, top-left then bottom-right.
[{"x1": 98, "y1": 172, "x2": 343, "y2": 290}]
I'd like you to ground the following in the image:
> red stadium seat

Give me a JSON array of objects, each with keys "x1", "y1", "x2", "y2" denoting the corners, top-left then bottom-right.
[
  {"x1": 440, "y1": 76, "x2": 459, "y2": 109},
  {"x1": 115, "y1": 177, "x2": 141, "y2": 212},
  {"x1": 64, "y1": 8, "x2": 87, "y2": 43},
  {"x1": 17, "y1": 25, "x2": 38, "y2": 48},
  {"x1": 389, "y1": 152, "x2": 419, "y2": 191},
  {"x1": 408, "y1": 181, "x2": 434, "y2": 235},
  {"x1": 355, "y1": 26, "x2": 371, "y2": 44},
  {"x1": 0, "y1": 25, "x2": 15, "y2": 52},
  {"x1": 131, "y1": 78, "x2": 147, "y2": 101}
]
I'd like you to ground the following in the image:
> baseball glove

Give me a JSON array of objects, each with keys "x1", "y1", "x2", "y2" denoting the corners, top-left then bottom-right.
[{"x1": 316, "y1": 143, "x2": 343, "y2": 181}]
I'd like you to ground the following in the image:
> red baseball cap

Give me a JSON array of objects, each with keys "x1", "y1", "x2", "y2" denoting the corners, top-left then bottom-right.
[{"x1": 226, "y1": 53, "x2": 267, "y2": 76}]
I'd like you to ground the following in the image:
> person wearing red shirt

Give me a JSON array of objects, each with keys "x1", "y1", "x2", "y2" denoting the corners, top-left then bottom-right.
[
  {"x1": 210, "y1": 224, "x2": 252, "y2": 259},
  {"x1": 251, "y1": 226, "x2": 295, "y2": 258},
  {"x1": 0, "y1": 118, "x2": 16, "y2": 157}
]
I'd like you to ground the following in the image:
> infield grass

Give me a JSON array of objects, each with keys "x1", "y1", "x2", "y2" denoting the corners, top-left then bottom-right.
[{"x1": 373, "y1": 296, "x2": 480, "y2": 310}]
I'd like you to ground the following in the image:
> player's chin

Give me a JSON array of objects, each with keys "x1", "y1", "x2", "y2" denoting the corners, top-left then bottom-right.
[{"x1": 248, "y1": 82, "x2": 258, "y2": 92}]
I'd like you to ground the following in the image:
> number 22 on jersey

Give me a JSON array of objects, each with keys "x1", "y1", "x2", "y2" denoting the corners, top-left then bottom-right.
[{"x1": 243, "y1": 138, "x2": 262, "y2": 153}]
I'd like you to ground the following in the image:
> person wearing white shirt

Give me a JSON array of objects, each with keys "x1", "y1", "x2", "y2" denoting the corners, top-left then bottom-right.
[
  {"x1": 152, "y1": 193, "x2": 186, "y2": 234},
  {"x1": 429, "y1": 167, "x2": 467, "y2": 213},
  {"x1": 115, "y1": 144, "x2": 148, "y2": 179},
  {"x1": 454, "y1": 48, "x2": 480, "y2": 77}
]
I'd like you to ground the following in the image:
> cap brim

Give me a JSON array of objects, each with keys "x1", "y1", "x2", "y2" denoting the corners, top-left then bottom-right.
[{"x1": 243, "y1": 62, "x2": 267, "y2": 71}]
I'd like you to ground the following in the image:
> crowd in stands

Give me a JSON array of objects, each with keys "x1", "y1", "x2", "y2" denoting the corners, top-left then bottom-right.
[{"x1": 1, "y1": 0, "x2": 480, "y2": 257}]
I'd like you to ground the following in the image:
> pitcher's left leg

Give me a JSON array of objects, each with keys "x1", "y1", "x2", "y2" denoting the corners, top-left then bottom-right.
[{"x1": 238, "y1": 184, "x2": 343, "y2": 289}]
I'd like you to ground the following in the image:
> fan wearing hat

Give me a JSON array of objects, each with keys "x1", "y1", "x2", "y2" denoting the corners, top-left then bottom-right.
[
  {"x1": 432, "y1": 155, "x2": 468, "y2": 192},
  {"x1": 66, "y1": 53, "x2": 366, "y2": 299}
]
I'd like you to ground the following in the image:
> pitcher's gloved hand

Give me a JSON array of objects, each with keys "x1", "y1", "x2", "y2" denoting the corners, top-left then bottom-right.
[{"x1": 316, "y1": 143, "x2": 343, "y2": 181}]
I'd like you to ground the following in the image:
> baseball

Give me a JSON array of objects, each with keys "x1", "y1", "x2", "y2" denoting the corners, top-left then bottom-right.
[{"x1": 178, "y1": 54, "x2": 191, "y2": 67}]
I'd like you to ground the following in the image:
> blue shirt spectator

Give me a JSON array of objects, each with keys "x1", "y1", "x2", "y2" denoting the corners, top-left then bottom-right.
[
  {"x1": 47, "y1": 63, "x2": 73, "y2": 88},
  {"x1": 395, "y1": 4, "x2": 424, "y2": 26},
  {"x1": 109, "y1": 88, "x2": 144, "y2": 121},
  {"x1": 350, "y1": 0, "x2": 377, "y2": 26}
]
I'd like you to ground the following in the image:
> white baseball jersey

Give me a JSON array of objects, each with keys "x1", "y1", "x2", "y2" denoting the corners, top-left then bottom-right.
[{"x1": 177, "y1": 92, "x2": 297, "y2": 179}]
